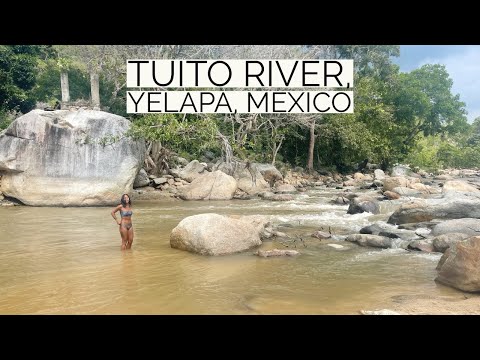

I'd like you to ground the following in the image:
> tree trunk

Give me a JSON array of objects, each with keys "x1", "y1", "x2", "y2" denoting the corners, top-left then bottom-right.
[
  {"x1": 90, "y1": 71, "x2": 100, "y2": 108},
  {"x1": 271, "y1": 136, "x2": 284, "y2": 165},
  {"x1": 307, "y1": 118, "x2": 315, "y2": 172},
  {"x1": 60, "y1": 71, "x2": 70, "y2": 103}
]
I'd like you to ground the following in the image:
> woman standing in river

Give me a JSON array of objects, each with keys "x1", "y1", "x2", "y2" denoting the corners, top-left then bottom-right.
[{"x1": 111, "y1": 194, "x2": 134, "y2": 250}]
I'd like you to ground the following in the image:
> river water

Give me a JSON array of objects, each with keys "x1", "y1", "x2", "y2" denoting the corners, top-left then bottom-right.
[{"x1": 0, "y1": 187, "x2": 462, "y2": 314}]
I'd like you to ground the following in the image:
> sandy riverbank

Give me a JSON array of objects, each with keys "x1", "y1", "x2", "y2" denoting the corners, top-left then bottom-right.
[
  {"x1": 363, "y1": 292, "x2": 480, "y2": 315},
  {"x1": 394, "y1": 294, "x2": 480, "y2": 315}
]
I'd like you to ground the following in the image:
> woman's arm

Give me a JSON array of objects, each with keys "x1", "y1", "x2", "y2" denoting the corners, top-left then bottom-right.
[{"x1": 111, "y1": 205, "x2": 122, "y2": 225}]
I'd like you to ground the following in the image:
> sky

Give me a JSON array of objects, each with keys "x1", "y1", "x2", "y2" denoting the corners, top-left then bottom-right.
[{"x1": 394, "y1": 45, "x2": 480, "y2": 123}]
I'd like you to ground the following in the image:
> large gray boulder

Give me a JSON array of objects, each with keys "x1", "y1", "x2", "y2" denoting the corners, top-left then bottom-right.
[
  {"x1": 391, "y1": 165, "x2": 413, "y2": 177},
  {"x1": 391, "y1": 187, "x2": 422, "y2": 197},
  {"x1": 235, "y1": 166, "x2": 270, "y2": 195},
  {"x1": 359, "y1": 223, "x2": 419, "y2": 241},
  {"x1": 442, "y1": 180, "x2": 479, "y2": 193},
  {"x1": 0, "y1": 109, "x2": 145, "y2": 206},
  {"x1": 133, "y1": 169, "x2": 150, "y2": 188},
  {"x1": 387, "y1": 200, "x2": 430, "y2": 224},
  {"x1": 431, "y1": 218, "x2": 480, "y2": 236},
  {"x1": 432, "y1": 233, "x2": 471, "y2": 253},
  {"x1": 347, "y1": 195, "x2": 379, "y2": 215},
  {"x1": 374, "y1": 169, "x2": 385, "y2": 180},
  {"x1": 256, "y1": 163, "x2": 283, "y2": 186},
  {"x1": 435, "y1": 236, "x2": 480, "y2": 292},
  {"x1": 388, "y1": 195, "x2": 480, "y2": 225},
  {"x1": 345, "y1": 234, "x2": 393, "y2": 248},
  {"x1": 408, "y1": 239, "x2": 434, "y2": 252},
  {"x1": 170, "y1": 160, "x2": 207, "y2": 183},
  {"x1": 383, "y1": 176, "x2": 412, "y2": 191},
  {"x1": 214, "y1": 161, "x2": 270, "y2": 195},
  {"x1": 170, "y1": 213, "x2": 264, "y2": 255},
  {"x1": 178, "y1": 170, "x2": 237, "y2": 200}
]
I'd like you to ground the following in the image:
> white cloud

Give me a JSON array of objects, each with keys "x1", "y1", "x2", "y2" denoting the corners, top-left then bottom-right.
[{"x1": 416, "y1": 45, "x2": 480, "y2": 123}]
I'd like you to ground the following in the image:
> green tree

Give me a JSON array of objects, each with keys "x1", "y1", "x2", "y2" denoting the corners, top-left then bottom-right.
[
  {"x1": 308, "y1": 45, "x2": 404, "y2": 171},
  {"x1": 129, "y1": 113, "x2": 220, "y2": 159},
  {"x1": 317, "y1": 114, "x2": 375, "y2": 172},
  {"x1": 335, "y1": 45, "x2": 400, "y2": 80},
  {"x1": 467, "y1": 117, "x2": 480, "y2": 146},
  {"x1": 0, "y1": 45, "x2": 54, "y2": 129},
  {"x1": 347, "y1": 75, "x2": 401, "y2": 169},
  {"x1": 33, "y1": 59, "x2": 91, "y2": 104},
  {"x1": 0, "y1": 45, "x2": 51, "y2": 113},
  {"x1": 387, "y1": 64, "x2": 468, "y2": 149}
]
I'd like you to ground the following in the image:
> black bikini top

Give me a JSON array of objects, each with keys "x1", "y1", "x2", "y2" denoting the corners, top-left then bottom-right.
[{"x1": 120, "y1": 209, "x2": 133, "y2": 217}]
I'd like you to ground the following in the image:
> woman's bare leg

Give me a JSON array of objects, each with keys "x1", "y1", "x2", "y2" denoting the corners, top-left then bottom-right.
[
  {"x1": 120, "y1": 226, "x2": 128, "y2": 250},
  {"x1": 126, "y1": 227, "x2": 134, "y2": 249}
]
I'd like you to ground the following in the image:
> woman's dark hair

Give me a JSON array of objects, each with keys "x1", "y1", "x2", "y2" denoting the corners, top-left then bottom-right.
[{"x1": 120, "y1": 194, "x2": 131, "y2": 207}]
